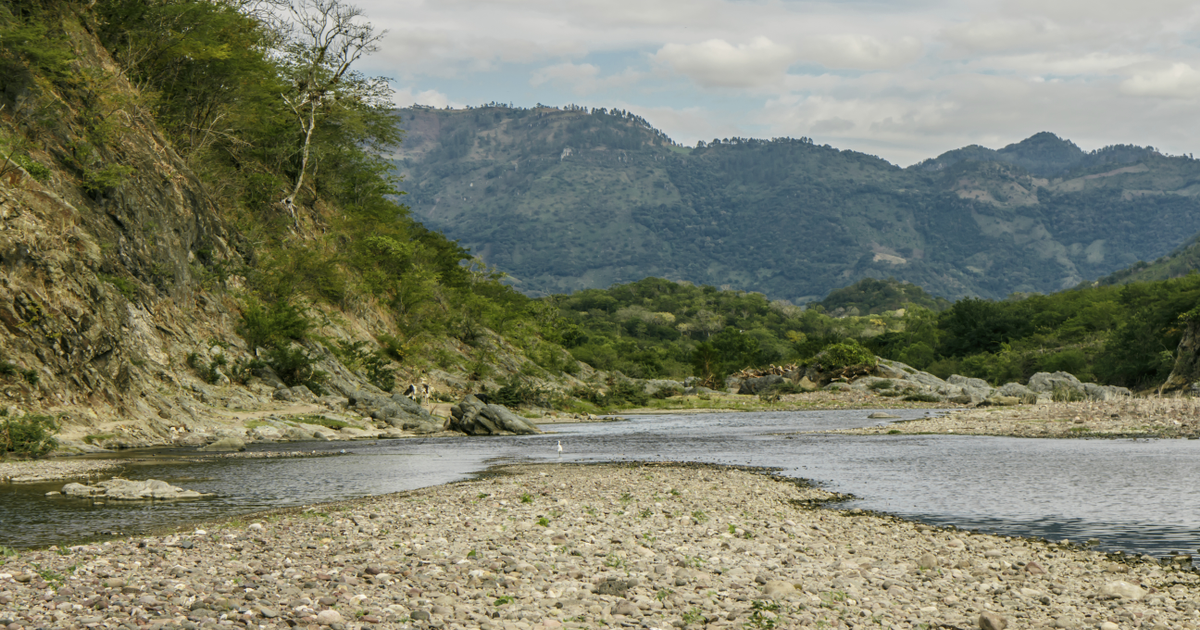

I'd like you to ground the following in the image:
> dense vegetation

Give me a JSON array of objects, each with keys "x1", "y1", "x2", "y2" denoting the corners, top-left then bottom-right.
[
  {"x1": 547, "y1": 274, "x2": 1200, "y2": 391},
  {"x1": 0, "y1": 0, "x2": 563, "y2": 390},
  {"x1": 392, "y1": 107, "x2": 1200, "y2": 302}
]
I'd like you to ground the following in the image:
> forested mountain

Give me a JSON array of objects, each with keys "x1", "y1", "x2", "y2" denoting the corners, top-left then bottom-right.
[{"x1": 391, "y1": 107, "x2": 1200, "y2": 302}]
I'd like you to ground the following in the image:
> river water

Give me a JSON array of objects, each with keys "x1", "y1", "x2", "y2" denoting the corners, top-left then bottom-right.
[{"x1": 2, "y1": 409, "x2": 1198, "y2": 557}]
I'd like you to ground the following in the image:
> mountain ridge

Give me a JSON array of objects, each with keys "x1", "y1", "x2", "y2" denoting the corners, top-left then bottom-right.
[{"x1": 391, "y1": 106, "x2": 1200, "y2": 302}]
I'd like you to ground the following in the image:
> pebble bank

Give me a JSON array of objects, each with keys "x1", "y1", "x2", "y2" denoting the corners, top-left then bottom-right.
[{"x1": 1, "y1": 463, "x2": 1197, "y2": 629}]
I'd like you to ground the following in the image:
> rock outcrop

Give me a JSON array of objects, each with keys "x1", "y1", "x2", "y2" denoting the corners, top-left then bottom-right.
[
  {"x1": 347, "y1": 391, "x2": 442, "y2": 434},
  {"x1": 446, "y1": 395, "x2": 541, "y2": 436},
  {"x1": 1161, "y1": 312, "x2": 1200, "y2": 394},
  {"x1": 58, "y1": 478, "x2": 212, "y2": 501}
]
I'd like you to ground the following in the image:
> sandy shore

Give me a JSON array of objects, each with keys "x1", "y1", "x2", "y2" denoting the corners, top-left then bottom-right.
[
  {"x1": 0, "y1": 462, "x2": 1196, "y2": 630},
  {"x1": 836, "y1": 397, "x2": 1200, "y2": 439}
]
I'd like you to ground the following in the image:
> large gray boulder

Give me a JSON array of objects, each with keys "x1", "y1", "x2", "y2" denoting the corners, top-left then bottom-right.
[
  {"x1": 348, "y1": 390, "x2": 441, "y2": 434},
  {"x1": 447, "y1": 395, "x2": 541, "y2": 436},
  {"x1": 1028, "y1": 372, "x2": 1128, "y2": 401}
]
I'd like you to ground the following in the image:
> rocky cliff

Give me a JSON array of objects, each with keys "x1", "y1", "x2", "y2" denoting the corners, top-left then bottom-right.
[{"x1": 0, "y1": 4, "x2": 580, "y2": 451}]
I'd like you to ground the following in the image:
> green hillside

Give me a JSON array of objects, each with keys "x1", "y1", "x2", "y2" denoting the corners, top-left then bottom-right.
[
  {"x1": 1097, "y1": 234, "x2": 1200, "y2": 285},
  {"x1": 391, "y1": 107, "x2": 1200, "y2": 302}
]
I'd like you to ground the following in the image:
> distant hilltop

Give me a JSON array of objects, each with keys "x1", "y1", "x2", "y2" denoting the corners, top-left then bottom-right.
[{"x1": 390, "y1": 106, "x2": 1200, "y2": 302}]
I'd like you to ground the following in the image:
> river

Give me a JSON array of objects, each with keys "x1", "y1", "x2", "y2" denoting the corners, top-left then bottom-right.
[{"x1": 2, "y1": 409, "x2": 1198, "y2": 557}]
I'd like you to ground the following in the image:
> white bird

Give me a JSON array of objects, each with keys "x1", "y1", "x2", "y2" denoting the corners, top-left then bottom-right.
[{"x1": 557, "y1": 440, "x2": 563, "y2": 454}]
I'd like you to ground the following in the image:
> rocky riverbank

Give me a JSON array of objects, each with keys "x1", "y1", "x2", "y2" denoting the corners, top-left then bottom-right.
[
  {"x1": 1, "y1": 463, "x2": 1197, "y2": 630},
  {"x1": 836, "y1": 397, "x2": 1200, "y2": 439}
]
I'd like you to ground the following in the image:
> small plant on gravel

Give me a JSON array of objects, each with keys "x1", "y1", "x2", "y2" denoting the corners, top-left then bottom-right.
[
  {"x1": 656, "y1": 589, "x2": 674, "y2": 602},
  {"x1": 603, "y1": 552, "x2": 624, "y2": 569},
  {"x1": 477, "y1": 493, "x2": 489, "y2": 499},
  {"x1": 467, "y1": 549, "x2": 477, "y2": 557},
  {"x1": 691, "y1": 510, "x2": 709, "y2": 523},
  {"x1": 887, "y1": 429, "x2": 902, "y2": 434},
  {"x1": 682, "y1": 607, "x2": 705, "y2": 626},
  {"x1": 639, "y1": 508, "x2": 653, "y2": 519},
  {"x1": 669, "y1": 488, "x2": 681, "y2": 496},
  {"x1": 536, "y1": 516, "x2": 550, "y2": 527},
  {"x1": 620, "y1": 492, "x2": 633, "y2": 504},
  {"x1": 520, "y1": 493, "x2": 533, "y2": 504},
  {"x1": 585, "y1": 505, "x2": 597, "y2": 516},
  {"x1": 493, "y1": 595, "x2": 514, "y2": 606}
]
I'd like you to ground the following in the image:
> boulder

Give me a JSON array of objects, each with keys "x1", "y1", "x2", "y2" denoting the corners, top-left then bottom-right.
[
  {"x1": 997, "y1": 382, "x2": 1036, "y2": 401},
  {"x1": 1028, "y1": 372, "x2": 1131, "y2": 401},
  {"x1": 348, "y1": 390, "x2": 441, "y2": 434},
  {"x1": 644, "y1": 379, "x2": 684, "y2": 397},
  {"x1": 1098, "y1": 580, "x2": 1146, "y2": 601},
  {"x1": 61, "y1": 478, "x2": 212, "y2": 501},
  {"x1": 446, "y1": 395, "x2": 541, "y2": 436},
  {"x1": 1028, "y1": 372, "x2": 1086, "y2": 398},
  {"x1": 272, "y1": 385, "x2": 315, "y2": 403},
  {"x1": 738, "y1": 374, "x2": 784, "y2": 395}
]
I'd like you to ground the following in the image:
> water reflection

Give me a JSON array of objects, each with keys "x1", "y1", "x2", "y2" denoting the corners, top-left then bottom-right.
[{"x1": 2, "y1": 409, "x2": 1198, "y2": 557}]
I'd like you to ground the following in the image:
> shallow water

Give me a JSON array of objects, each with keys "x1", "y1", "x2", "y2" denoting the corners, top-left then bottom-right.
[{"x1": 2, "y1": 409, "x2": 1198, "y2": 557}]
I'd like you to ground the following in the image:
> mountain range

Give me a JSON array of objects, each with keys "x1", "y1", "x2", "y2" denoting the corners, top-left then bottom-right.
[{"x1": 391, "y1": 106, "x2": 1200, "y2": 302}]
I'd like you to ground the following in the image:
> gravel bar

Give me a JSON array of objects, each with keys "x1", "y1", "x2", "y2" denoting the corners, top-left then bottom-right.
[
  {"x1": 1, "y1": 462, "x2": 1197, "y2": 629},
  {"x1": 837, "y1": 398, "x2": 1200, "y2": 439}
]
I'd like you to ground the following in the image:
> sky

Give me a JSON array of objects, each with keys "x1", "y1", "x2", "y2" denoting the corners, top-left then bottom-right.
[{"x1": 350, "y1": 0, "x2": 1200, "y2": 166}]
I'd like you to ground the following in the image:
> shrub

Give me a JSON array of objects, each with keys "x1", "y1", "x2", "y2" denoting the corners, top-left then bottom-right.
[
  {"x1": 186, "y1": 352, "x2": 227, "y2": 384},
  {"x1": 0, "y1": 414, "x2": 59, "y2": 458},
  {"x1": 265, "y1": 346, "x2": 327, "y2": 394},
  {"x1": 902, "y1": 392, "x2": 942, "y2": 403},
  {"x1": 238, "y1": 299, "x2": 312, "y2": 351},
  {"x1": 812, "y1": 340, "x2": 877, "y2": 373}
]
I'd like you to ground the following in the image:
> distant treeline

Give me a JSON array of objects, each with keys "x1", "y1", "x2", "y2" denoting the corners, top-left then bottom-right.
[{"x1": 545, "y1": 275, "x2": 1200, "y2": 390}]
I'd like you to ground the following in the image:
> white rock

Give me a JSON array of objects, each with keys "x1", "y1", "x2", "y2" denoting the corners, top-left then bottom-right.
[{"x1": 1099, "y1": 580, "x2": 1146, "y2": 601}]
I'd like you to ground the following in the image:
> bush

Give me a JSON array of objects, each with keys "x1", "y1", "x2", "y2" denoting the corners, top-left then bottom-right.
[
  {"x1": 265, "y1": 346, "x2": 327, "y2": 394},
  {"x1": 812, "y1": 340, "x2": 877, "y2": 373},
  {"x1": 238, "y1": 299, "x2": 312, "y2": 351},
  {"x1": 186, "y1": 352, "x2": 227, "y2": 384},
  {"x1": 1, "y1": 414, "x2": 59, "y2": 458}
]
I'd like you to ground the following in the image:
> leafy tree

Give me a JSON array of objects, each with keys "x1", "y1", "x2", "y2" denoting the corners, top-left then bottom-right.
[{"x1": 270, "y1": 0, "x2": 390, "y2": 220}]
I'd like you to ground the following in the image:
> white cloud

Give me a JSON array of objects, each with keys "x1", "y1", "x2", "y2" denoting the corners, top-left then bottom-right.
[
  {"x1": 529, "y1": 63, "x2": 644, "y2": 94},
  {"x1": 352, "y1": 0, "x2": 1200, "y2": 164},
  {"x1": 1120, "y1": 62, "x2": 1200, "y2": 98},
  {"x1": 391, "y1": 87, "x2": 456, "y2": 109},
  {"x1": 800, "y1": 35, "x2": 925, "y2": 71},
  {"x1": 653, "y1": 37, "x2": 796, "y2": 88}
]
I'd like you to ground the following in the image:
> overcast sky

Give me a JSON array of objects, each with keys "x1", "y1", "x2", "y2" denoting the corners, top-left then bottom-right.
[{"x1": 352, "y1": 0, "x2": 1200, "y2": 166}]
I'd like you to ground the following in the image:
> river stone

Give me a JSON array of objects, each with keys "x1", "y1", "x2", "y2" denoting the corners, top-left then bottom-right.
[
  {"x1": 315, "y1": 609, "x2": 342, "y2": 625},
  {"x1": 1099, "y1": 580, "x2": 1146, "y2": 600},
  {"x1": 613, "y1": 599, "x2": 640, "y2": 616},
  {"x1": 1099, "y1": 623, "x2": 1119, "y2": 630},
  {"x1": 979, "y1": 612, "x2": 1008, "y2": 630},
  {"x1": 918, "y1": 553, "x2": 939, "y2": 570},
  {"x1": 868, "y1": 412, "x2": 899, "y2": 419},
  {"x1": 1024, "y1": 560, "x2": 1046, "y2": 575},
  {"x1": 763, "y1": 580, "x2": 797, "y2": 599}
]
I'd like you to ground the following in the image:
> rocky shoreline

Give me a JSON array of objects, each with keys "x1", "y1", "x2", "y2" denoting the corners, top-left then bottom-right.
[
  {"x1": 0, "y1": 462, "x2": 1196, "y2": 630},
  {"x1": 835, "y1": 397, "x2": 1200, "y2": 439}
]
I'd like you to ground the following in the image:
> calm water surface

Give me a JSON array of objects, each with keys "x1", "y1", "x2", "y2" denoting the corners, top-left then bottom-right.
[{"x1": 3, "y1": 409, "x2": 1198, "y2": 556}]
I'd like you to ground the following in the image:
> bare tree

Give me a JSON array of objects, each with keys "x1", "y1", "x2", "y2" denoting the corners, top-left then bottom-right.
[{"x1": 271, "y1": 0, "x2": 389, "y2": 223}]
